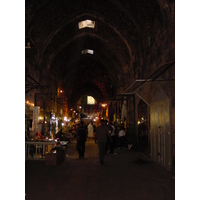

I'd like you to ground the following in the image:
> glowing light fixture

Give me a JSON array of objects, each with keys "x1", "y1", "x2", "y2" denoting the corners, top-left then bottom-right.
[
  {"x1": 25, "y1": 42, "x2": 31, "y2": 49},
  {"x1": 25, "y1": 101, "x2": 34, "y2": 106}
]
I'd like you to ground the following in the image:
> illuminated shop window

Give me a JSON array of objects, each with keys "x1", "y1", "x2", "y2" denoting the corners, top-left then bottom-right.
[
  {"x1": 81, "y1": 49, "x2": 94, "y2": 55},
  {"x1": 87, "y1": 96, "x2": 95, "y2": 105},
  {"x1": 78, "y1": 19, "x2": 95, "y2": 29}
]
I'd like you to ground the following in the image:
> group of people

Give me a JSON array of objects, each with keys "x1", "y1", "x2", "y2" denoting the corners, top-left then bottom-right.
[{"x1": 76, "y1": 119, "x2": 128, "y2": 165}]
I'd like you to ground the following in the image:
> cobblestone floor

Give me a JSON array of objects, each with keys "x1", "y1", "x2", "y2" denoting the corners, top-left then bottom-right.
[{"x1": 25, "y1": 140, "x2": 175, "y2": 200}]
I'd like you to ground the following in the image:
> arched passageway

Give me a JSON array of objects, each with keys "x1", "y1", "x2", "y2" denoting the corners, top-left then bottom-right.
[{"x1": 25, "y1": 0, "x2": 175, "y2": 171}]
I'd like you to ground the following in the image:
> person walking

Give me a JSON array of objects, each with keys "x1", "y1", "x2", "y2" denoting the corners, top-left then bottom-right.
[
  {"x1": 87, "y1": 121, "x2": 94, "y2": 140},
  {"x1": 118, "y1": 125, "x2": 128, "y2": 149},
  {"x1": 76, "y1": 121, "x2": 87, "y2": 159},
  {"x1": 109, "y1": 122, "x2": 117, "y2": 154},
  {"x1": 104, "y1": 119, "x2": 110, "y2": 154},
  {"x1": 95, "y1": 119, "x2": 110, "y2": 165}
]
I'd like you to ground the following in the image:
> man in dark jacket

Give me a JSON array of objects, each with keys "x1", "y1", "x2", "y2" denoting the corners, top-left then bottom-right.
[
  {"x1": 95, "y1": 119, "x2": 110, "y2": 165},
  {"x1": 76, "y1": 121, "x2": 87, "y2": 158}
]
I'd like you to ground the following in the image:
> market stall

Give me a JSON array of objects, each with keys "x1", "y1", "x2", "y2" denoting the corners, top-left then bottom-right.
[{"x1": 25, "y1": 140, "x2": 58, "y2": 160}]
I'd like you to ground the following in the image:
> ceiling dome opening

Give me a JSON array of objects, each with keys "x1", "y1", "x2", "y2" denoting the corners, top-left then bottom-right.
[{"x1": 78, "y1": 19, "x2": 95, "y2": 29}]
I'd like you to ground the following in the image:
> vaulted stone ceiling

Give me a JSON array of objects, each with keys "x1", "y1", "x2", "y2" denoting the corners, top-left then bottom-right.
[{"x1": 25, "y1": 0, "x2": 175, "y2": 109}]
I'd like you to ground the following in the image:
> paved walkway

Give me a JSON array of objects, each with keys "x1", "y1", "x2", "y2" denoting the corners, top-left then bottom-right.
[{"x1": 25, "y1": 140, "x2": 175, "y2": 200}]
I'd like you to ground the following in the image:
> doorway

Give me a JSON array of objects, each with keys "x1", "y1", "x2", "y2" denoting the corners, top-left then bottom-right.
[{"x1": 137, "y1": 99, "x2": 149, "y2": 154}]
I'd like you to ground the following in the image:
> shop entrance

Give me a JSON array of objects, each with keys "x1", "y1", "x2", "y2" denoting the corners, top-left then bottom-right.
[{"x1": 150, "y1": 90, "x2": 171, "y2": 170}]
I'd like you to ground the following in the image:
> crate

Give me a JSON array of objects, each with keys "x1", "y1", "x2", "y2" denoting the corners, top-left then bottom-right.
[
  {"x1": 45, "y1": 147, "x2": 65, "y2": 166},
  {"x1": 45, "y1": 152, "x2": 62, "y2": 166}
]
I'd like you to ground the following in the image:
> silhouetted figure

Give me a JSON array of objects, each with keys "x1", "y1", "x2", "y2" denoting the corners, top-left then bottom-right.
[
  {"x1": 95, "y1": 119, "x2": 110, "y2": 165},
  {"x1": 76, "y1": 121, "x2": 87, "y2": 158},
  {"x1": 105, "y1": 120, "x2": 111, "y2": 154}
]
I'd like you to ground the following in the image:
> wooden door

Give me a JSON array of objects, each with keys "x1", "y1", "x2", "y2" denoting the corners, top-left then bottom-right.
[{"x1": 150, "y1": 90, "x2": 171, "y2": 170}]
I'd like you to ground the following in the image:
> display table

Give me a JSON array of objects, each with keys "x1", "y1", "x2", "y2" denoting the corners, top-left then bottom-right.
[{"x1": 25, "y1": 140, "x2": 57, "y2": 160}]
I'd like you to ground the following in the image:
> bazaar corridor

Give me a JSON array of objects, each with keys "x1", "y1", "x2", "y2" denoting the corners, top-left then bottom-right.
[{"x1": 25, "y1": 140, "x2": 175, "y2": 200}]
